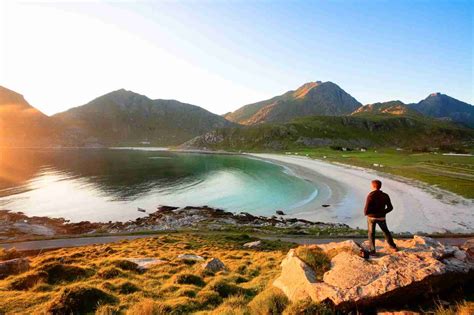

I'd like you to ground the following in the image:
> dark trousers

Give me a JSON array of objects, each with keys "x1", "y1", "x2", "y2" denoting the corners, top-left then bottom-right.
[{"x1": 367, "y1": 217, "x2": 397, "y2": 252}]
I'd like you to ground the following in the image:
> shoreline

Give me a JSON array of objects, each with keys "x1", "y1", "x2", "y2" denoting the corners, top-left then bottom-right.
[{"x1": 250, "y1": 153, "x2": 474, "y2": 234}]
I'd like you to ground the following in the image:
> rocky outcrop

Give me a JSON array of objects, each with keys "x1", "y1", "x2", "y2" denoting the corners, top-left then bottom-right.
[
  {"x1": 273, "y1": 236, "x2": 474, "y2": 310},
  {"x1": 0, "y1": 258, "x2": 30, "y2": 279},
  {"x1": 0, "y1": 207, "x2": 349, "y2": 241}
]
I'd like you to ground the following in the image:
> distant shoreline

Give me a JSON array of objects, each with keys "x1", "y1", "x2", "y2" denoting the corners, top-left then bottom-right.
[{"x1": 250, "y1": 153, "x2": 474, "y2": 234}]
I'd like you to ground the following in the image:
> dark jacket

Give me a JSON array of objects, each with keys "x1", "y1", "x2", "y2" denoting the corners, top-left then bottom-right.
[{"x1": 364, "y1": 190, "x2": 393, "y2": 218}]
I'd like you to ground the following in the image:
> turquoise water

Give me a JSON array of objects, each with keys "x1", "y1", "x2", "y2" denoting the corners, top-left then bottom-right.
[{"x1": 0, "y1": 148, "x2": 317, "y2": 222}]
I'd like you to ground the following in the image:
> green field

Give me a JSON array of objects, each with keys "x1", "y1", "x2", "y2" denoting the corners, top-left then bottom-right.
[{"x1": 290, "y1": 148, "x2": 474, "y2": 199}]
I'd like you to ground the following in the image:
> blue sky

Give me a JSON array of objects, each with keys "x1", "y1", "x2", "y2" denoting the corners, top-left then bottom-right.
[{"x1": 0, "y1": 0, "x2": 472, "y2": 115}]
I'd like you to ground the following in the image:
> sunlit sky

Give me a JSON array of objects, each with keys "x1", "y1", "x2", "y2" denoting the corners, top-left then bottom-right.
[{"x1": 0, "y1": 0, "x2": 472, "y2": 116}]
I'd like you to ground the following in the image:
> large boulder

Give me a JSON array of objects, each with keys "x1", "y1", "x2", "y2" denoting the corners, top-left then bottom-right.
[
  {"x1": 0, "y1": 258, "x2": 30, "y2": 279},
  {"x1": 273, "y1": 236, "x2": 474, "y2": 310}
]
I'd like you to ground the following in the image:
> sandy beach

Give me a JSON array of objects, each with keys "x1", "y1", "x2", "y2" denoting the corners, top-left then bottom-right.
[{"x1": 251, "y1": 153, "x2": 474, "y2": 234}]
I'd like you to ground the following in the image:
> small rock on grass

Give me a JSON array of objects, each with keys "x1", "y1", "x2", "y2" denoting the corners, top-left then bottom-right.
[
  {"x1": 177, "y1": 254, "x2": 204, "y2": 261},
  {"x1": 0, "y1": 258, "x2": 29, "y2": 279},
  {"x1": 243, "y1": 240, "x2": 262, "y2": 249},
  {"x1": 125, "y1": 258, "x2": 166, "y2": 270},
  {"x1": 202, "y1": 258, "x2": 226, "y2": 272}
]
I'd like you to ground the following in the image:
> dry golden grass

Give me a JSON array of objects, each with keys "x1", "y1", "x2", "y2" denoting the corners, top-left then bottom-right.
[
  {"x1": 0, "y1": 233, "x2": 293, "y2": 314},
  {"x1": 435, "y1": 301, "x2": 474, "y2": 315},
  {"x1": 2, "y1": 233, "x2": 466, "y2": 314}
]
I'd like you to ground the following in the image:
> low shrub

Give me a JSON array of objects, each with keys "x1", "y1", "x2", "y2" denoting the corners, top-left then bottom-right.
[
  {"x1": 435, "y1": 300, "x2": 474, "y2": 315},
  {"x1": 283, "y1": 299, "x2": 334, "y2": 315},
  {"x1": 177, "y1": 287, "x2": 198, "y2": 298},
  {"x1": 48, "y1": 285, "x2": 117, "y2": 314},
  {"x1": 208, "y1": 295, "x2": 250, "y2": 315},
  {"x1": 248, "y1": 287, "x2": 289, "y2": 315},
  {"x1": 208, "y1": 279, "x2": 252, "y2": 298},
  {"x1": 8, "y1": 271, "x2": 47, "y2": 290},
  {"x1": 109, "y1": 259, "x2": 139, "y2": 271},
  {"x1": 126, "y1": 298, "x2": 171, "y2": 315},
  {"x1": 196, "y1": 290, "x2": 222, "y2": 307},
  {"x1": 39, "y1": 262, "x2": 90, "y2": 284},
  {"x1": 95, "y1": 305, "x2": 120, "y2": 315},
  {"x1": 118, "y1": 281, "x2": 140, "y2": 294},
  {"x1": 175, "y1": 273, "x2": 205, "y2": 286},
  {"x1": 98, "y1": 267, "x2": 123, "y2": 279}
]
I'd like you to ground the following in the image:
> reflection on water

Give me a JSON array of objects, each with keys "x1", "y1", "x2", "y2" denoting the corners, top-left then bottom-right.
[{"x1": 0, "y1": 148, "x2": 317, "y2": 222}]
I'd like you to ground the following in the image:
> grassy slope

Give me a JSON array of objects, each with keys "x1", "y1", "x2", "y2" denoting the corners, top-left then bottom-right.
[
  {"x1": 291, "y1": 148, "x2": 474, "y2": 199},
  {"x1": 1, "y1": 233, "x2": 472, "y2": 314},
  {"x1": 0, "y1": 233, "x2": 293, "y2": 314},
  {"x1": 191, "y1": 115, "x2": 474, "y2": 151}
]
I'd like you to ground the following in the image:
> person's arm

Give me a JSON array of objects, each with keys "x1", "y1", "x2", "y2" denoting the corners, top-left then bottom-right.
[
  {"x1": 364, "y1": 194, "x2": 371, "y2": 215},
  {"x1": 385, "y1": 194, "x2": 393, "y2": 213}
]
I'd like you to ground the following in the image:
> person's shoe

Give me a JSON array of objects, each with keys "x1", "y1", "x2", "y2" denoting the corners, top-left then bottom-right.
[{"x1": 368, "y1": 250, "x2": 377, "y2": 256}]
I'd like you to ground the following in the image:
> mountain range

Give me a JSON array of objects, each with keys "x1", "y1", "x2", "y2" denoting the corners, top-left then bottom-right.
[{"x1": 0, "y1": 82, "x2": 473, "y2": 148}]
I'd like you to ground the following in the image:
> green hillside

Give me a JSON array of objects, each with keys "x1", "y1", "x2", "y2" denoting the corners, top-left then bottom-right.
[{"x1": 183, "y1": 115, "x2": 474, "y2": 151}]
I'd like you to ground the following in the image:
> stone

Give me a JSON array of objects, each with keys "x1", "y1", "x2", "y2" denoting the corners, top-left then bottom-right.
[
  {"x1": 273, "y1": 235, "x2": 474, "y2": 310},
  {"x1": 243, "y1": 240, "x2": 262, "y2": 249},
  {"x1": 202, "y1": 258, "x2": 226, "y2": 272},
  {"x1": 125, "y1": 258, "x2": 166, "y2": 270},
  {"x1": 177, "y1": 254, "x2": 204, "y2": 261},
  {"x1": 461, "y1": 239, "x2": 474, "y2": 262},
  {"x1": 0, "y1": 258, "x2": 30, "y2": 279}
]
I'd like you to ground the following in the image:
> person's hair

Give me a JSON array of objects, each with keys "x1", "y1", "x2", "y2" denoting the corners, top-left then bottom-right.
[{"x1": 371, "y1": 180, "x2": 382, "y2": 189}]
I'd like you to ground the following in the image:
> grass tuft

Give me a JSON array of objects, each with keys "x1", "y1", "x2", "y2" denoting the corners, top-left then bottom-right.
[
  {"x1": 283, "y1": 298, "x2": 335, "y2": 315},
  {"x1": 97, "y1": 267, "x2": 123, "y2": 279},
  {"x1": 248, "y1": 287, "x2": 289, "y2": 315},
  {"x1": 294, "y1": 246, "x2": 331, "y2": 280},
  {"x1": 48, "y1": 285, "x2": 117, "y2": 314},
  {"x1": 126, "y1": 298, "x2": 170, "y2": 315},
  {"x1": 39, "y1": 262, "x2": 90, "y2": 284},
  {"x1": 8, "y1": 271, "x2": 47, "y2": 290},
  {"x1": 175, "y1": 273, "x2": 205, "y2": 286}
]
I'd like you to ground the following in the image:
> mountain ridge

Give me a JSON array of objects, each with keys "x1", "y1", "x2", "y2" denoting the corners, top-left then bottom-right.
[
  {"x1": 351, "y1": 100, "x2": 422, "y2": 117},
  {"x1": 0, "y1": 86, "x2": 61, "y2": 147},
  {"x1": 408, "y1": 93, "x2": 474, "y2": 128},
  {"x1": 1, "y1": 83, "x2": 473, "y2": 148},
  {"x1": 52, "y1": 89, "x2": 235, "y2": 146},
  {"x1": 224, "y1": 81, "x2": 362, "y2": 125}
]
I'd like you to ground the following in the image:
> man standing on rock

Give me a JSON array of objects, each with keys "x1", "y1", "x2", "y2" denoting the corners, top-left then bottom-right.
[{"x1": 364, "y1": 179, "x2": 398, "y2": 254}]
